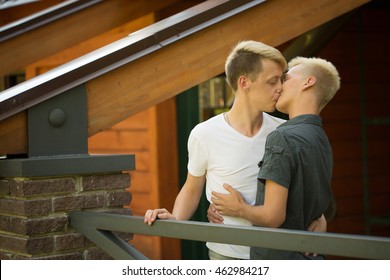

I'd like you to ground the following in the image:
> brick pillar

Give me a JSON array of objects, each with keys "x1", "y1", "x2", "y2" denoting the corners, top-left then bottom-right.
[{"x1": 0, "y1": 173, "x2": 132, "y2": 260}]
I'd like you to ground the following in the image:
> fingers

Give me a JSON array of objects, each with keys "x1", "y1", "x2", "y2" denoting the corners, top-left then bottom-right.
[
  {"x1": 307, "y1": 221, "x2": 316, "y2": 232},
  {"x1": 144, "y1": 208, "x2": 170, "y2": 226},
  {"x1": 223, "y1": 183, "x2": 235, "y2": 193},
  {"x1": 211, "y1": 191, "x2": 221, "y2": 200},
  {"x1": 304, "y1": 252, "x2": 319, "y2": 257},
  {"x1": 211, "y1": 183, "x2": 236, "y2": 200},
  {"x1": 144, "y1": 209, "x2": 156, "y2": 226},
  {"x1": 207, "y1": 203, "x2": 224, "y2": 224},
  {"x1": 307, "y1": 215, "x2": 327, "y2": 233},
  {"x1": 157, "y1": 212, "x2": 174, "y2": 220}
]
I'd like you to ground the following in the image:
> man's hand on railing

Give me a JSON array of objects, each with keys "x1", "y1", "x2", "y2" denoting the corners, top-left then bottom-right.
[
  {"x1": 144, "y1": 208, "x2": 176, "y2": 226},
  {"x1": 207, "y1": 203, "x2": 224, "y2": 224}
]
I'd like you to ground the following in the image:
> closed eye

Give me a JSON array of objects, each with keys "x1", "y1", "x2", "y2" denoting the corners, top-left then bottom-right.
[{"x1": 268, "y1": 77, "x2": 280, "y2": 85}]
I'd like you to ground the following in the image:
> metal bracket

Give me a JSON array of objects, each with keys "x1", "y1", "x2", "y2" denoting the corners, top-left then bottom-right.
[
  {"x1": 0, "y1": 85, "x2": 136, "y2": 177},
  {"x1": 28, "y1": 85, "x2": 88, "y2": 157}
]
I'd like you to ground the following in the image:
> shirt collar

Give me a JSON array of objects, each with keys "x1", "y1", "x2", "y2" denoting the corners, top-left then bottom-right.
[{"x1": 281, "y1": 114, "x2": 323, "y2": 127}]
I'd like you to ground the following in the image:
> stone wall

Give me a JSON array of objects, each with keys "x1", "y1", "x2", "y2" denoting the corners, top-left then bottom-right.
[{"x1": 0, "y1": 173, "x2": 132, "y2": 260}]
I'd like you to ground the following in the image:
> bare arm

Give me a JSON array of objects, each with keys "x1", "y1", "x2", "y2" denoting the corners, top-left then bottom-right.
[
  {"x1": 172, "y1": 173, "x2": 205, "y2": 219},
  {"x1": 211, "y1": 182, "x2": 327, "y2": 230},
  {"x1": 144, "y1": 173, "x2": 205, "y2": 225},
  {"x1": 211, "y1": 180, "x2": 288, "y2": 228}
]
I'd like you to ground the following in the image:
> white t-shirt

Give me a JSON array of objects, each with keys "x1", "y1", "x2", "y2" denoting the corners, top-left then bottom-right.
[{"x1": 187, "y1": 112, "x2": 285, "y2": 259}]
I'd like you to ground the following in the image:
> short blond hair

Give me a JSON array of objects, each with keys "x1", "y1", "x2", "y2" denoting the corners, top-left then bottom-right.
[
  {"x1": 288, "y1": 57, "x2": 341, "y2": 110},
  {"x1": 225, "y1": 40, "x2": 287, "y2": 91}
]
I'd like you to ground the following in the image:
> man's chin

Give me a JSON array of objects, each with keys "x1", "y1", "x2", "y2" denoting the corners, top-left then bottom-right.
[
  {"x1": 265, "y1": 108, "x2": 277, "y2": 113},
  {"x1": 275, "y1": 104, "x2": 286, "y2": 114}
]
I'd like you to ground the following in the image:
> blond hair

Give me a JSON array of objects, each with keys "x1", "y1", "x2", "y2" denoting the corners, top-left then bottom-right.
[
  {"x1": 225, "y1": 40, "x2": 287, "y2": 91},
  {"x1": 288, "y1": 57, "x2": 341, "y2": 110}
]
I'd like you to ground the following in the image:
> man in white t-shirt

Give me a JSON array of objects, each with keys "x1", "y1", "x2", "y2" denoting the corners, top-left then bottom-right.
[
  {"x1": 188, "y1": 111, "x2": 284, "y2": 259},
  {"x1": 144, "y1": 41, "x2": 326, "y2": 260}
]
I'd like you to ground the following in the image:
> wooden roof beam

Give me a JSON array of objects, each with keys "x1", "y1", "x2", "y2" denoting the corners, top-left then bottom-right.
[{"x1": 0, "y1": 0, "x2": 181, "y2": 76}]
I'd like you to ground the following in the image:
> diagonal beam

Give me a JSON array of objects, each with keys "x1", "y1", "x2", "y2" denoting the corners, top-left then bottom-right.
[{"x1": 90, "y1": 229, "x2": 148, "y2": 260}]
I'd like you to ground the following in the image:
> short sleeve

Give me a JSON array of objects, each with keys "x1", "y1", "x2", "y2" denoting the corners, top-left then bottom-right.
[
  {"x1": 258, "y1": 131, "x2": 293, "y2": 189},
  {"x1": 187, "y1": 129, "x2": 208, "y2": 177}
]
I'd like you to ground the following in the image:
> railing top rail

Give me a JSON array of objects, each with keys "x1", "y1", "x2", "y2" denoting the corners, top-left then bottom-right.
[
  {"x1": 0, "y1": 0, "x2": 103, "y2": 43},
  {"x1": 70, "y1": 211, "x2": 390, "y2": 260}
]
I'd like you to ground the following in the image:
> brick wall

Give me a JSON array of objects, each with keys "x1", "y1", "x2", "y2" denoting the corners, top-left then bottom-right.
[{"x1": 0, "y1": 173, "x2": 132, "y2": 260}]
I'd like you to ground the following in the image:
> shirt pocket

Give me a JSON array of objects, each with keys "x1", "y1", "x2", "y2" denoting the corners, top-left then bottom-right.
[{"x1": 261, "y1": 145, "x2": 284, "y2": 173}]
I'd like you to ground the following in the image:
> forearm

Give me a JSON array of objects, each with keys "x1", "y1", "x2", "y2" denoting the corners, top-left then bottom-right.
[
  {"x1": 239, "y1": 204, "x2": 283, "y2": 228},
  {"x1": 213, "y1": 197, "x2": 282, "y2": 227},
  {"x1": 212, "y1": 181, "x2": 287, "y2": 228},
  {"x1": 172, "y1": 187, "x2": 202, "y2": 220}
]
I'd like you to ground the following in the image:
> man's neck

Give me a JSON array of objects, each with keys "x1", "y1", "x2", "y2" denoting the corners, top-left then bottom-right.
[
  {"x1": 287, "y1": 97, "x2": 320, "y2": 119},
  {"x1": 227, "y1": 106, "x2": 263, "y2": 137}
]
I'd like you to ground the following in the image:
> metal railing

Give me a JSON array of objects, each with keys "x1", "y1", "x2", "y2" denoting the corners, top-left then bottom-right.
[
  {"x1": 0, "y1": 0, "x2": 103, "y2": 43},
  {"x1": 69, "y1": 211, "x2": 390, "y2": 260}
]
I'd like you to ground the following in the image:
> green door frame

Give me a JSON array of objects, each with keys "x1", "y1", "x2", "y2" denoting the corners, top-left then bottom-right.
[{"x1": 176, "y1": 86, "x2": 209, "y2": 260}]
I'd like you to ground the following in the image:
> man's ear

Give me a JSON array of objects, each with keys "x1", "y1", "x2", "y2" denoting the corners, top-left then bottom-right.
[
  {"x1": 238, "y1": 76, "x2": 250, "y2": 91},
  {"x1": 302, "y1": 76, "x2": 316, "y2": 90}
]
